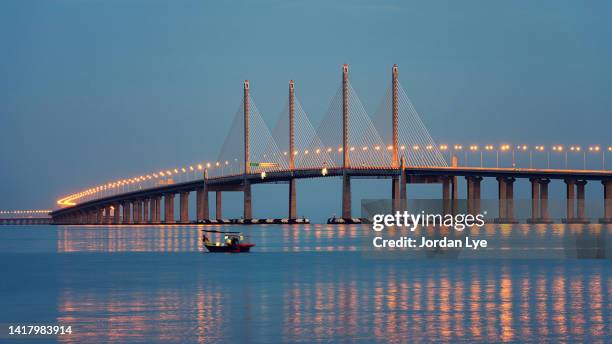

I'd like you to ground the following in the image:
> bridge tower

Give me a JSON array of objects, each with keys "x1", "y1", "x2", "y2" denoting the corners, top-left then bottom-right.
[
  {"x1": 244, "y1": 80, "x2": 251, "y2": 174},
  {"x1": 288, "y1": 80, "x2": 297, "y2": 220},
  {"x1": 243, "y1": 80, "x2": 252, "y2": 219},
  {"x1": 342, "y1": 64, "x2": 352, "y2": 219},
  {"x1": 391, "y1": 64, "x2": 401, "y2": 213}
]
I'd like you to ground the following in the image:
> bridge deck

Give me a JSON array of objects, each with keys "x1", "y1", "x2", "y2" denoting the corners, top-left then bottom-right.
[{"x1": 50, "y1": 166, "x2": 612, "y2": 217}]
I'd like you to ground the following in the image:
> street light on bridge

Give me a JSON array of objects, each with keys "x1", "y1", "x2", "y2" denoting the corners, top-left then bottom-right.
[
  {"x1": 453, "y1": 145, "x2": 463, "y2": 166},
  {"x1": 499, "y1": 144, "x2": 510, "y2": 168},
  {"x1": 469, "y1": 145, "x2": 482, "y2": 167}
]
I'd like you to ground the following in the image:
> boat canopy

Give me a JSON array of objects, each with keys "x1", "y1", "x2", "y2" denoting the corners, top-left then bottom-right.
[{"x1": 200, "y1": 229, "x2": 242, "y2": 234}]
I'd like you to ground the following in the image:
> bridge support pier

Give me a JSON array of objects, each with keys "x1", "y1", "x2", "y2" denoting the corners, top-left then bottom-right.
[
  {"x1": 451, "y1": 156, "x2": 459, "y2": 214},
  {"x1": 442, "y1": 177, "x2": 451, "y2": 215},
  {"x1": 164, "y1": 194, "x2": 175, "y2": 223},
  {"x1": 495, "y1": 177, "x2": 517, "y2": 223},
  {"x1": 105, "y1": 205, "x2": 112, "y2": 224},
  {"x1": 122, "y1": 201, "x2": 131, "y2": 224},
  {"x1": 244, "y1": 181, "x2": 252, "y2": 220},
  {"x1": 152, "y1": 196, "x2": 161, "y2": 224},
  {"x1": 391, "y1": 176, "x2": 400, "y2": 214},
  {"x1": 527, "y1": 178, "x2": 554, "y2": 224},
  {"x1": 289, "y1": 178, "x2": 297, "y2": 220},
  {"x1": 134, "y1": 200, "x2": 142, "y2": 224},
  {"x1": 216, "y1": 192, "x2": 222, "y2": 219},
  {"x1": 601, "y1": 180, "x2": 612, "y2": 223},
  {"x1": 113, "y1": 204, "x2": 121, "y2": 225},
  {"x1": 399, "y1": 163, "x2": 407, "y2": 211},
  {"x1": 565, "y1": 179, "x2": 575, "y2": 222},
  {"x1": 139, "y1": 199, "x2": 144, "y2": 223},
  {"x1": 529, "y1": 178, "x2": 540, "y2": 223},
  {"x1": 342, "y1": 173, "x2": 351, "y2": 219},
  {"x1": 577, "y1": 180, "x2": 588, "y2": 222},
  {"x1": 96, "y1": 207, "x2": 103, "y2": 224},
  {"x1": 196, "y1": 185, "x2": 209, "y2": 222},
  {"x1": 143, "y1": 199, "x2": 150, "y2": 223},
  {"x1": 540, "y1": 179, "x2": 551, "y2": 222},
  {"x1": 563, "y1": 179, "x2": 589, "y2": 223},
  {"x1": 466, "y1": 176, "x2": 482, "y2": 215},
  {"x1": 180, "y1": 192, "x2": 189, "y2": 223}
]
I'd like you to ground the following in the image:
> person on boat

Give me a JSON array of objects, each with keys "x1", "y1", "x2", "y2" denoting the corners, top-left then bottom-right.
[{"x1": 202, "y1": 234, "x2": 210, "y2": 244}]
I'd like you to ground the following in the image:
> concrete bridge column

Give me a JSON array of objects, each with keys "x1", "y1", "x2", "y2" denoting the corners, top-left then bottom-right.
[
  {"x1": 466, "y1": 176, "x2": 482, "y2": 215},
  {"x1": 495, "y1": 177, "x2": 516, "y2": 223},
  {"x1": 442, "y1": 176, "x2": 451, "y2": 215},
  {"x1": 289, "y1": 178, "x2": 297, "y2": 220},
  {"x1": 576, "y1": 180, "x2": 588, "y2": 222},
  {"x1": 391, "y1": 176, "x2": 400, "y2": 214},
  {"x1": 179, "y1": 192, "x2": 189, "y2": 223},
  {"x1": 601, "y1": 180, "x2": 612, "y2": 223},
  {"x1": 244, "y1": 181, "x2": 252, "y2": 220},
  {"x1": 96, "y1": 207, "x2": 103, "y2": 224},
  {"x1": 131, "y1": 200, "x2": 138, "y2": 224},
  {"x1": 113, "y1": 204, "x2": 121, "y2": 224},
  {"x1": 133, "y1": 199, "x2": 142, "y2": 223},
  {"x1": 564, "y1": 179, "x2": 576, "y2": 222},
  {"x1": 505, "y1": 177, "x2": 515, "y2": 221},
  {"x1": 530, "y1": 178, "x2": 540, "y2": 222},
  {"x1": 122, "y1": 201, "x2": 131, "y2": 224},
  {"x1": 135, "y1": 200, "x2": 143, "y2": 224},
  {"x1": 496, "y1": 177, "x2": 507, "y2": 221},
  {"x1": 143, "y1": 199, "x2": 150, "y2": 223},
  {"x1": 399, "y1": 160, "x2": 407, "y2": 211},
  {"x1": 451, "y1": 156, "x2": 459, "y2": 214},
  {"x1": 89, "y1": 210, "x2": 97, "y2": 224},
  {"x1": 196, "y1": 186, "x2": 209, "y2": 222},
  {"x1": 164, "y1": 194, "x2": 175, "y2": 223},
  {"x1": 342, "y1": 173, "x2": 351, "y2": 219},
  {"x1": 539, "y1": 179, "x2": 551, "y2": 221},
  {"x1": 216, "y1": 192, "x2": 222, "y2": 219},
  {"x1": 152, "y1": 197, "x2": 161, "y2": 224},
  {"x1": 105, "y1": 205, "x2": 112, "y2": 224},
  {"x1": 148, "y1": 198, "x2": 155, "y2": 223}
]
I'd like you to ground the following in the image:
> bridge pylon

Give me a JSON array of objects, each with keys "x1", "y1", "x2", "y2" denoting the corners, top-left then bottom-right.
[
  {"x1": 342, "y1": 64, "x2": 351, "y2": 219},
  {"x1": 243, "y1": 80, "x2": 252, "y2": 219},
  {"x1": 391, "y1": 64, "x2": 400, "y2": 213},
  {"x1": 289, "y1": 80, "x2": 297, "y2": 220}
]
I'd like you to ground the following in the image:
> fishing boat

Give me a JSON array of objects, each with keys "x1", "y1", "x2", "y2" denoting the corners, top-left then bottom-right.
[{"x1": 201, "y1": 229, "x2": 255, "y2": 253}]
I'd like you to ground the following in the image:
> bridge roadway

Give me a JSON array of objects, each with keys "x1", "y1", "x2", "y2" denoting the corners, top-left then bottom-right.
[{"x1": 51, "y1": 166, "x2": 612, "y2": 225}]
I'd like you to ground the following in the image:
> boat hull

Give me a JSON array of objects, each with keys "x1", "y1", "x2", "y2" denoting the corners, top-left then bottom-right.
[{"x1": 205, "y1": 243, "x2": 254, "y2": 253}]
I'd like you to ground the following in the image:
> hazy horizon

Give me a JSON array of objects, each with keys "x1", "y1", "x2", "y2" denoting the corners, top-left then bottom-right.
[{"x1": 1, "y1": 0, "x2": 611, "y2": 220}]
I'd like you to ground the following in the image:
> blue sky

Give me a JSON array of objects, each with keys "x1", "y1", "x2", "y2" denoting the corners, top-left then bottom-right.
[{"x1": 1, "y1": 1, "x2": 611, "y2": 219}]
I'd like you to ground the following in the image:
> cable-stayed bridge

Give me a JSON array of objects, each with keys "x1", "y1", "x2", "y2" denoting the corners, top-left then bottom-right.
[{"x1": 50, "y1": 65, "x2": 612, "y2": 225}]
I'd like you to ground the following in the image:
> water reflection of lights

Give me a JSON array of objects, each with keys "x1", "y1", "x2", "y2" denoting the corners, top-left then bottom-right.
[
  {"x1": 280, "y1": 264, "x2": 604, "y2": 342},
  {"x1": 57, "y1": 286, "x2": 225, "y2": 343},
  {"x1": 57, "y1": 226, "x2": 204, "y2": 252}
]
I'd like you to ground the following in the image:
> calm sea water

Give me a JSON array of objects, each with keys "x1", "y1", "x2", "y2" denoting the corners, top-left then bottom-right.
[{"x1": 0, "y1": 224, "x2": 610, "y2": 343}]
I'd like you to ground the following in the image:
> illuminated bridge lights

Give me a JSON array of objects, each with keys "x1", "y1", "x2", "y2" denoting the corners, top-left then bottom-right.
[
  {"x1": 56, "y1": 143, "x2": 611, "y2": 207},
  {"x1": 0, "y1": 210, "x2": 51, "y2": 215}
]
